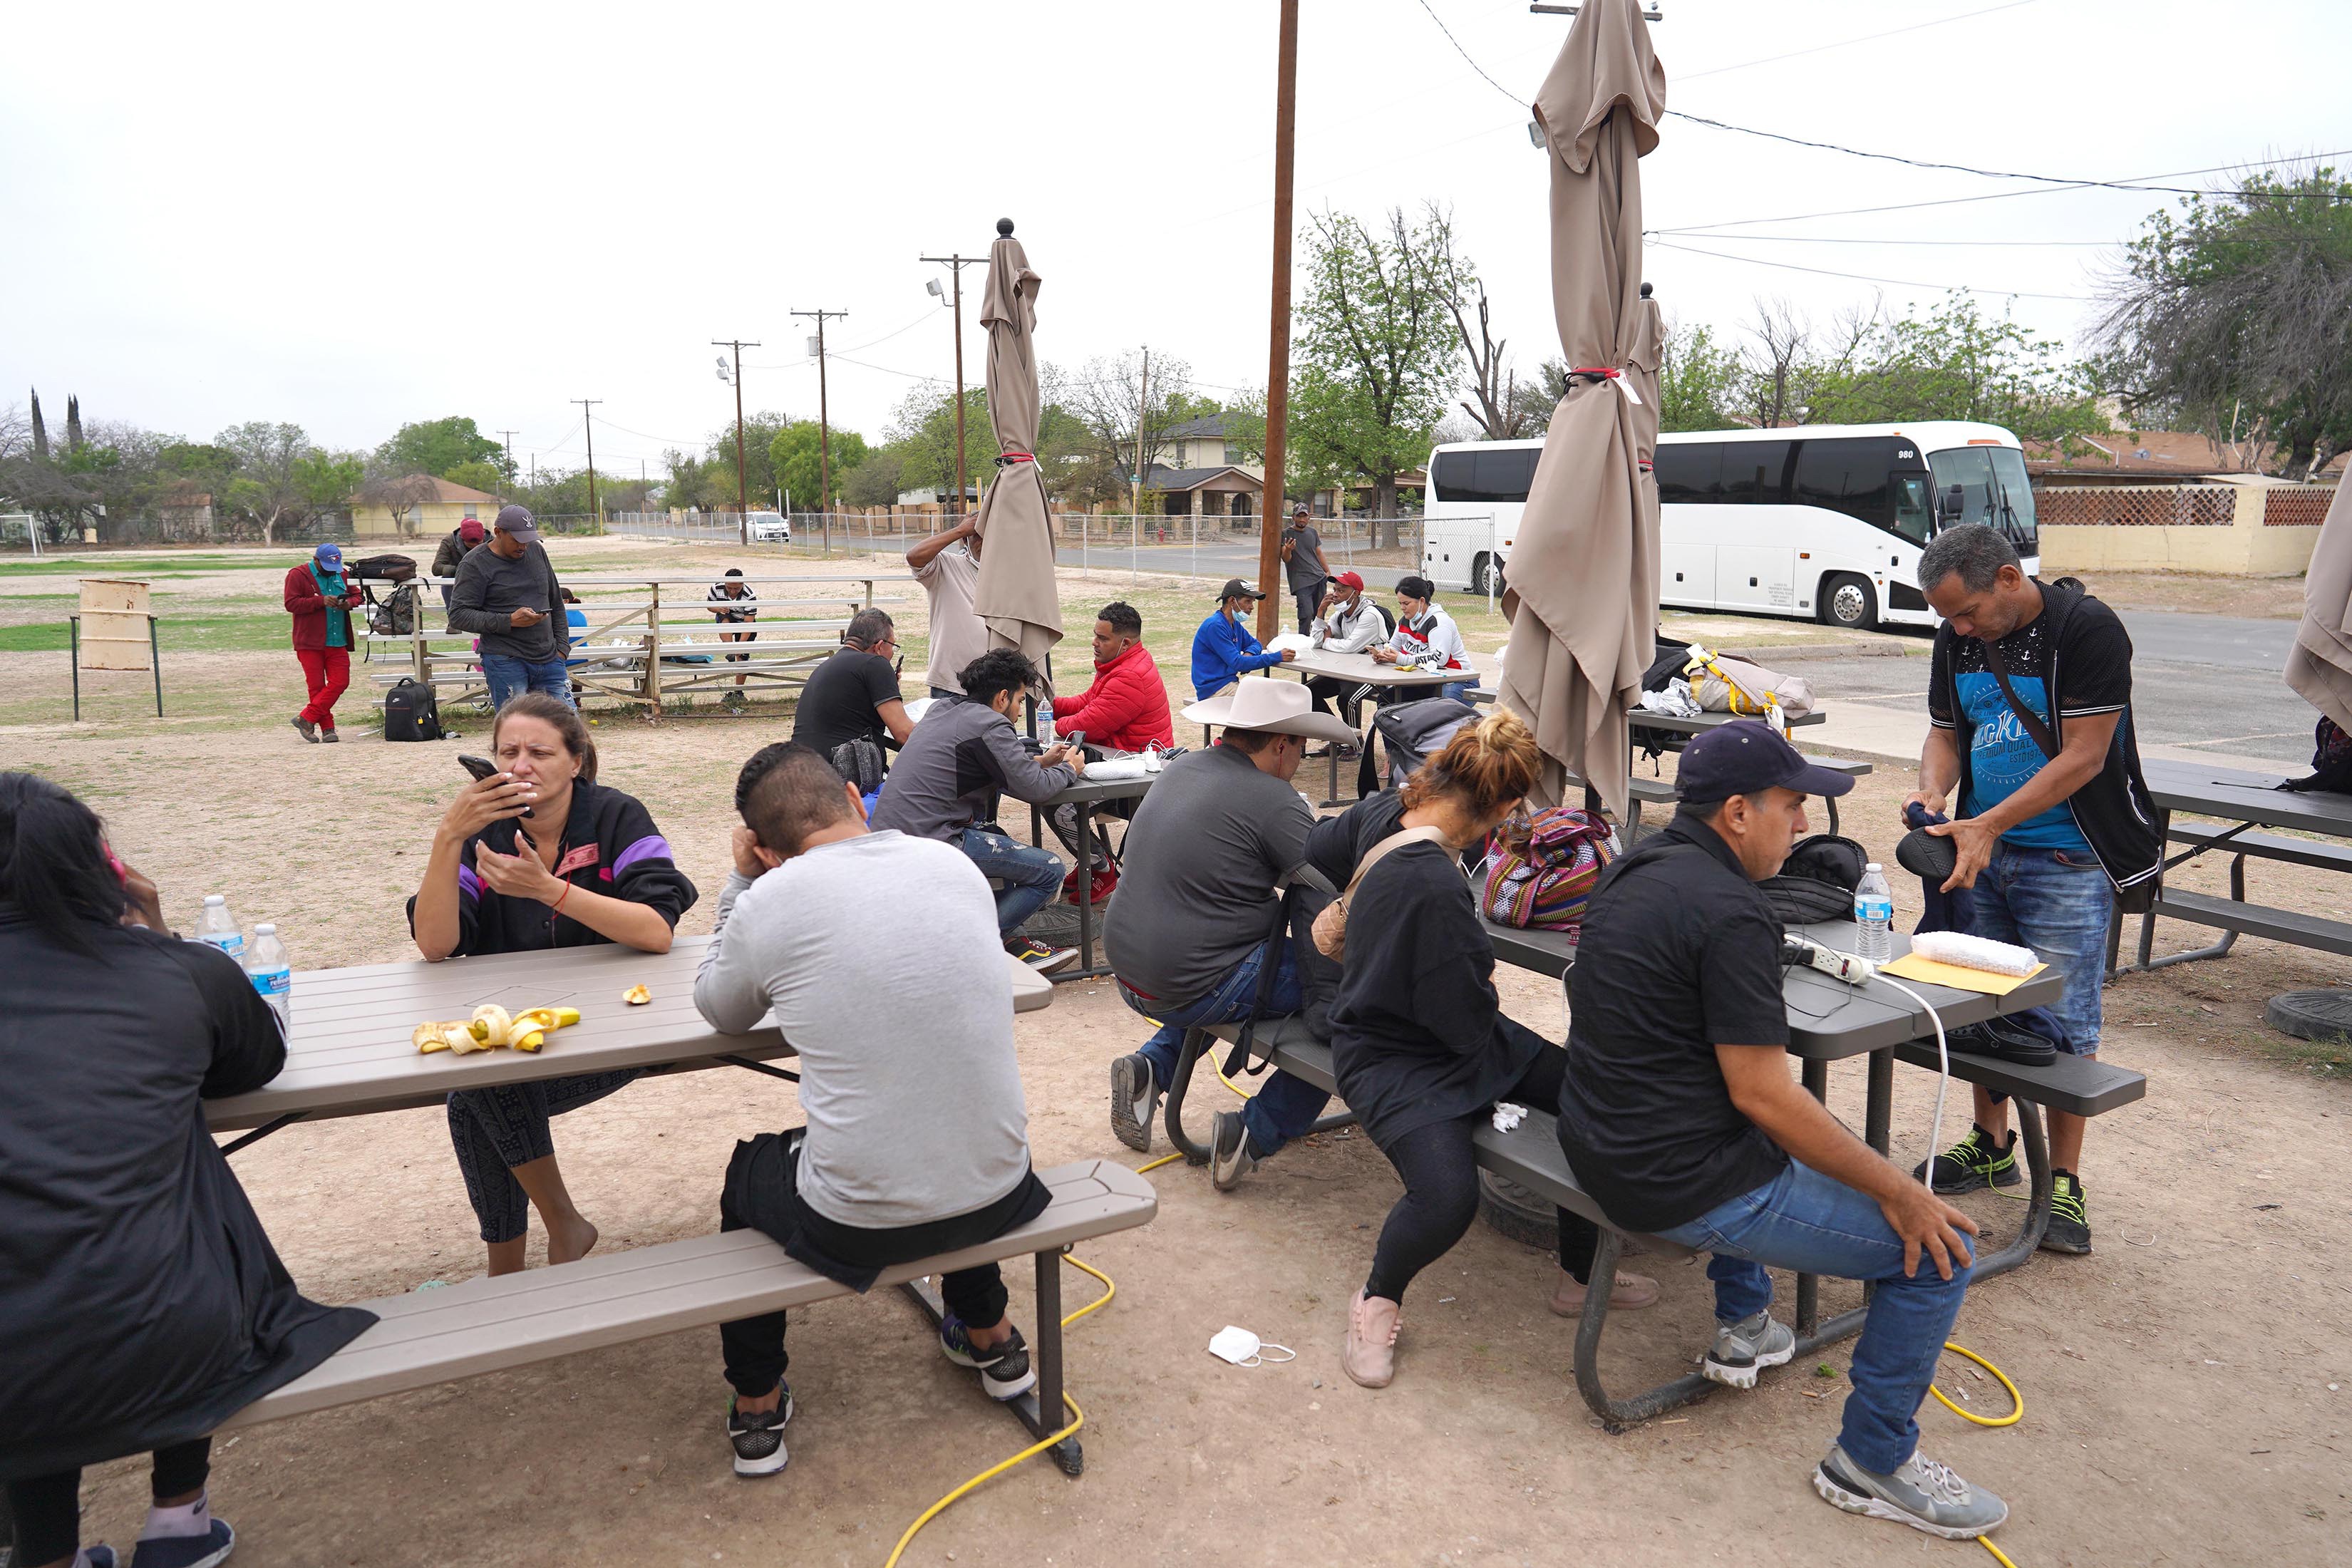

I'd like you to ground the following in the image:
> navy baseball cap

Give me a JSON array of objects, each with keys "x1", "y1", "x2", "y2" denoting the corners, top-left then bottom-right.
[{"x1": 1676, "y1": 719, "x2": 1855, "y2": 804}]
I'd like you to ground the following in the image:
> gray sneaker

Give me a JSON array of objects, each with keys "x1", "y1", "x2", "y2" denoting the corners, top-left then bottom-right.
[
  {"x1": 1813, "y1": 1443, "x2": 2009, "y2": 1539},
  {"x1": 1110, "y1": 1053, "x2": 1160, "y2": 1152},
  {"x1": 1701, "y1": 1308, "x2": 1795, "y2": 1389},
  {"x1": 1209, "y1": 1110, "x2": 1258, "y2": 1192}
]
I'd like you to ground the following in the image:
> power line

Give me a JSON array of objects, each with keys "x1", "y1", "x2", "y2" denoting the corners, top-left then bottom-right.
[
  {"x1": 1648, "y1": 237, "x2": 2091, "y2": 301},
  {"x1": 1410, "y1": 0, "x2": 1516, "y2": 102},
  {"x1": 1670, "y1": 232, "x2": 2113, "y2": 248},
  {"x1": 1654, "y1": 152, "x2": 2352, "y2": 235},
  {"x1": 1677, "y1": 0, "x2": 2039, "y2": 82}
]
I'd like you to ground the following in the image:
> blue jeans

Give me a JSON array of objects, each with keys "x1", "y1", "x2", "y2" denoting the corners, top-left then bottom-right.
[
  {"x1": 482, "y1": 653, "x2": 575, "y2": 711},
  {"x1": 1966, "y1": 842, "x2": 2113, "y2": 1054},
  {"x1": 956, "y1": 827, "x2": 1063, "y2": 937},
  {"x1": 1118, "y1": 940, "x2": 1331, "y2": 1158},
  {"x1": 1661, "y1": 1160, "x2": 1974, "y2": 1475}
]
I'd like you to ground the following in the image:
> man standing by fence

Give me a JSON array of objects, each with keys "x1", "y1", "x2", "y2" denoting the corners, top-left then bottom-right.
[
  {"x1": 1280, "y1": 503, "x2": 1331, "y2": 636},
  {"x1": 450, "y1": 505, "x2": 573, "y2": 710}
]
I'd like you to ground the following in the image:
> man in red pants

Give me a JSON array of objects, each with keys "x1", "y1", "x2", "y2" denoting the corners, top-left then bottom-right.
[{"x1": 284, "y1": 542, "x2": 364, "y2": 742}]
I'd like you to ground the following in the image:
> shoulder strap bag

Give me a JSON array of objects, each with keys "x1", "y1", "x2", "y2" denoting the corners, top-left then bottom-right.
[{"x1": 1309, "y1": 825, "x2": 1450, "y2": 962}]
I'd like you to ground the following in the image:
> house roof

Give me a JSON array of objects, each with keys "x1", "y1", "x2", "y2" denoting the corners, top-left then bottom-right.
[
  {"x1": 349, "y1": 474, "x2": 503, "y2": 505},
  {"x1": 1142, "y1": 464, "x2": 1263, "y2": 492},
  {"x1": 1162, "y1": 413, "x2": 1237, "y2": 440}
]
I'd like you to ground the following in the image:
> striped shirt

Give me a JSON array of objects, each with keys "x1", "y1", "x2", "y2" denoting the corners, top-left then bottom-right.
[{"x1": 708, "y1": 582, "x2": 759, "y2": 623}]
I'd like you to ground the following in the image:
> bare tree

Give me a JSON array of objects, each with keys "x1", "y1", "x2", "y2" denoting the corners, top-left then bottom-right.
[
  {"x1": 220, "y1": 421, "x2": 311, "y2": 544},
  {"x1": 1048, "y1": 350, "x2": 1199, "y2": 495},
  {"x1": 1739, "y1": 298, "x2": 1812, "y2": 428},
  {"x1": 358, "y1": 468, "x2": 440, "y2": 536}
]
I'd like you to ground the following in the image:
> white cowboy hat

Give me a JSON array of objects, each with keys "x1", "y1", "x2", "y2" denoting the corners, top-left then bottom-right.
[{"x1": 1181, "y1": 674, "x2": 1358, "y2": 745}]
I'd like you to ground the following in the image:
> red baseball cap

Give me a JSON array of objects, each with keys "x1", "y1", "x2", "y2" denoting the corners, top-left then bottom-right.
[{"x1": 1335, "y1": 570, "x2": 1365, "y2": 591}]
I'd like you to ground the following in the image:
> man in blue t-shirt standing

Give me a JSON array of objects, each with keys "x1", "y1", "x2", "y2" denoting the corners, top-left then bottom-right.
[{"x1": 1907, "y1": 524, "x2": 2160, "y2": 1257}]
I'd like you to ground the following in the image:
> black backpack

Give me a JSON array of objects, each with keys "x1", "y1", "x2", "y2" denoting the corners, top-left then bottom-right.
[
  {"x1": 1757, "y1": 833, "x2": 1867, "y2": 924},
  {"x1": 383, "y1": 677, "x2": 442, "y2": 742},
  {"x1": 349, "y1": 552, "x2": 418, "y2": 584}
]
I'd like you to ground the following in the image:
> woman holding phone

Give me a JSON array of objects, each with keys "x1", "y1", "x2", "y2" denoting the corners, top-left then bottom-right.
[{"x1": 408, "y1": 692, "x2": 698, "y2": 1276}]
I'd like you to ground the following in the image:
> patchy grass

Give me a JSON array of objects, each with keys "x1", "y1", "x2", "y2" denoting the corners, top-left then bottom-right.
[{"x1": 0, "y1": 554, "x2": 258, "y2": 577}]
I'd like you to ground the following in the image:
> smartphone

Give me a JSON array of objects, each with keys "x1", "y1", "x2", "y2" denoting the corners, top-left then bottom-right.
[
  {"x1": 458, "y1": 754, "x2": 532, "y2": 817},
  {"x1": 1068, "y1": 731, "x2": 1085, "y2": 748}
]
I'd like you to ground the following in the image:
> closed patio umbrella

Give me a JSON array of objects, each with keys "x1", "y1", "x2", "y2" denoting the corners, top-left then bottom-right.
[
  {"x1": 1496, "y1": 0, "x2": 1666, "y2": 817},
  {"x1": 2285, "y1": 476, "x2": 2352, "y2": 734},
  {"x1": 971, "y1": 220, "x2": 1064, "y2": 672}
]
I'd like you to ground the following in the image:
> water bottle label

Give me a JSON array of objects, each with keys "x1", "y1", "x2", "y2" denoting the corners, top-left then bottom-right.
[
  {"x1": 251, "y1": 967, "x2": 292, "y2": 999},
  {"x1": 1855, "y1": 897, "x2": 1893, "y2": 922},
  {"x1": 202, "y1": 932, "x2": 244, "y2": 958}
]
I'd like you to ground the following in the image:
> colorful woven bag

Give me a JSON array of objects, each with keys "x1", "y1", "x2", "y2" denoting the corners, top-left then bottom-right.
[{"x1": 1480, "y1": 807, "x2": 1619, "y2": 932}]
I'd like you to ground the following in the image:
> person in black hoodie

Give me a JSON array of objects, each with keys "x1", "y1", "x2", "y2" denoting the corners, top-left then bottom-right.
[
  {"x1": 1311, "y1": 708, "x2": 1641, "y2": 1391},
  {"x1": 1906, "y1": 525, "x2": 2160, "y2": 1256},
  {"x1": 0, "y1": 773, "x2": 373, "y2": 1568},
  {"x1": 408, "y1": 692, "x2": 698, "y2": 1276}
]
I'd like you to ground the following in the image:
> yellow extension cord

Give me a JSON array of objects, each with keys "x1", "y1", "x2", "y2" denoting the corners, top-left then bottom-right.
[{"x1": 882, "y1": 1058, "x2": 2028, "y2": 1567}]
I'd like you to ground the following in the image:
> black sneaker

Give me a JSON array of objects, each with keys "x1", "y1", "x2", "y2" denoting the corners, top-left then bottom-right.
[
  {"x1": 2041, "y1": 1172, "x2": 2092, "y2": 1254},
  {"x1": 129, "y1": 1517, "x2": 235, "y2": 1568},
  {"x1": 1006, "y1": 935, "x2": 1078, "y2": 974},
  {"x1": 1110, "y1": 1052, "x2": 1160, "y2": 1152},
  {"x1": 939, "y1": 1317, "x2": 1037, "y2": 1401},
  {"x1": 1209, "y1": 1109, "x2": 1258, "y2": 1192},
  {"x1": 726, "y1": 1385, "x2": 794, "y2": 1477},
  {"x1": 1912, "y1": 1125, "x2": 2021, "y2": 1194}
]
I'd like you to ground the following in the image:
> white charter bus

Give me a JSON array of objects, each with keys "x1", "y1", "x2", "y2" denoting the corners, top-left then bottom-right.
[{"x1": 1420, "y1": 421, "x2": 2041, "y2": 631}]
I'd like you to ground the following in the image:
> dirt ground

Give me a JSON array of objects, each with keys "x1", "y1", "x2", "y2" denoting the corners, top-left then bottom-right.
[
  {"x1": 6, "y1": 542, "x2": 2348, "y2": 1568},
  {"x1": 2070, "y1": 569, "x2": 2310, "y2": 621}
]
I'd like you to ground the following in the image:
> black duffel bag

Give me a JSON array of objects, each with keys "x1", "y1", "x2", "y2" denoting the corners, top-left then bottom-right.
[{"x1": 1758, "y1": 832, "x2": 1867, "y2": 924}]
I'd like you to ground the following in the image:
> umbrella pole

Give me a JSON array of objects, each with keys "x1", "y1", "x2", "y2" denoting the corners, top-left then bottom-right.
[{"x1": 1254, "y1": 0, "x2": 1301, "y2": 639}]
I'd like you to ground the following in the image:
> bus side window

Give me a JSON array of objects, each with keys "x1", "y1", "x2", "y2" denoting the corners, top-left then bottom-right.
[
  {"x1": 1723, "y1": 440, "x2": 1791, "y2": 504},
  {"x1": 1793, "y1": 436, "x2": 1898, "y2": 533},
  {"x1": 1654, "y1": 442, "x2": 1721, "y2": 505}
]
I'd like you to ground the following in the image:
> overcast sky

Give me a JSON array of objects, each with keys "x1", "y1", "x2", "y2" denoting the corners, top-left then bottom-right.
[{"x1": 5, "y1": 0, "x2": 2346, "y2": 478}]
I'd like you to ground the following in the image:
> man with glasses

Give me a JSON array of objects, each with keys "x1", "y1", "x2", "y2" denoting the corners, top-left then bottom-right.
[{"x1": 790, "y1": 608, "x2": 915, "y2": 758}]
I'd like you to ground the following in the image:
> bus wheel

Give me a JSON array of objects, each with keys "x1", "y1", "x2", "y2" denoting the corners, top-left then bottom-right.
[
  {"x1": 1473, "y1": 552, "x2": 1505, "y2": 597},
  {"x1": 1821, "y1": 573, "x2": 1877, "y2": 631}
]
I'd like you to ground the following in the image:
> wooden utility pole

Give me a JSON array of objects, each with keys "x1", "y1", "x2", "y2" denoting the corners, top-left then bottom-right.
[
  {"x1": 712, "y1": 339, "x2": 759, "y2": 544},
  {"x1": 920, "y1": 250, "x2": 986, "y2": 520},
  {"x1": 793, "y1": 309, "x2": 849, "y2": 547},
  {"x1": 496, "y1": 429, "x2": 518, "y2": 496},
  {"x1": 572, "y1": 399, "x2": 603, "y2": 528},
  {"x1": 1256, "y1": 0, "x2": 1301, "y2": 641},
  {"x1": 1132, "y1": 346, "x2": 1150, "y2": 525}
]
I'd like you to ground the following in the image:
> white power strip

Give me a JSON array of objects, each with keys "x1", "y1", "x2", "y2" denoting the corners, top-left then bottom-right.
[{"x1": 1782, "y1": 934, "x2": 1877, "y2": 986}]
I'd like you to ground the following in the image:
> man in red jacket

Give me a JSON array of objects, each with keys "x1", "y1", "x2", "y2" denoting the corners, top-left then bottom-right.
[
  {"x1": 1046, "y1": 602, "x2": 1172, "y2": 902},
  {"x1": 283, "y1": 542, "x2": 366, "y2": 743}
]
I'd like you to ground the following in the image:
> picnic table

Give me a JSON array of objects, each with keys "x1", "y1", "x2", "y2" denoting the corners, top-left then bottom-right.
[
  {"x1": 1279, "y1": 647, "x2": 1464, "y2": 805},
  {"x1": 1165, "y1": 917, "x2": 2145, "y2": 1426},
  {"x1": 200, "y1": 935, "x2": 1116, "y2": 1468},
  {"x1": 2118, "y1": 757, "x2": 2352, "y2": 973},
  {"x1": 207, "y1": 936, "x2": 1051, "y2": 1142},
  {"x1": 1024, "y1": 773, "x2": 1157, "y2": 983}
]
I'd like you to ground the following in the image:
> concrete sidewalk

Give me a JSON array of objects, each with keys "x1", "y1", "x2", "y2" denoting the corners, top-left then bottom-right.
[{"x1": 1806, "y1": 692, "x2": 2289, "y2": 779}]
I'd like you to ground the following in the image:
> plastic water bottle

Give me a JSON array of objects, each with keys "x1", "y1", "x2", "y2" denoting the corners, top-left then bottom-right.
[
  {"x1": 244, "y1": 924, "x2": 292, "y2": 1028},
  {"x1": 194, "y1": 894, "x2": 244, "y2": 961},
  {"x1": 1036, "y1": 698, "x2": 1055, "y2": 738},
  {"x1": 1854, "y1": 863, "x2": 1894, "y2": 962}
]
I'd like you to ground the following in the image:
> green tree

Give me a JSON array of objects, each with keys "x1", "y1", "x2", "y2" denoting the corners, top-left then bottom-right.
[
  {"x1": 1807, "y1": 294, "x2": 2105, "y2": 450},
  {"x1": 1290, "y1": 205, "x2": 1464, "y2": 541},
  {"x1": 217, "y1": 421, "x2": 311, "y2": 543},
  {"x1": 2100, "y1": 165, "x2": 2352, "y2": 477},
  {"x1": 374, "y1": 416, "x2": 502, "y2": 480},
  {"x1": 770, "y1": 420, "x2": 870, "y2": 512},
  {"x1": 706, "y1": 411, "x2": 793, "y2": 510},
  {"x1": 1656, "y1": 322, "x2": 1743, "y2": 433},
  {"x1": 885, "y1": 386, "x2": 994, "y2": 507},
  {"x1": 158, "y1": 441, "x2": 242, "y2": 497},
  {"x1": 440, "y1": 459, "x2": 506, "y2": 497},
  {"x1": 293, "y1": 449, "x2": 364, "y2": 515},
  {"x1": 841, "y1": 447, "x2": 907, "y2": 508}
]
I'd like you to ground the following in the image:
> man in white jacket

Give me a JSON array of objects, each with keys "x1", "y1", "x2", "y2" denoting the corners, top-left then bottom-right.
[{"x1": 1304, "y1": 570, "x2": 1387, "y2": 744}]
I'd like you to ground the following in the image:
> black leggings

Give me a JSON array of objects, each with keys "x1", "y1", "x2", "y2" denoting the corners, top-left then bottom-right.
[
  {"x1": 1364, "y1": 1050, "x2": 1599, "y2": 1304},
  {"x1": 6, "y1": 1438, "x2": 211, "y2": 1566}
]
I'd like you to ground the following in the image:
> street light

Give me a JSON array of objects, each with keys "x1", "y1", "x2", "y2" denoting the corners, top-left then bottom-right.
[
  {"x1": 927, "y1": 278, "x2": 945, "y2": 301},
  {"x1": 716, "y1": 356, "x2": 731, "y2": 383}
]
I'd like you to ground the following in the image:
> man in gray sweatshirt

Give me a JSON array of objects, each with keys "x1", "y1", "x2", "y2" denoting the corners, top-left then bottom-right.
[
  {"x1": 870, "y1": 646, "x2": 1083, "y2": 971},
  {"x1": 695, "y1": 741, "x2": 1049, "y2": 1477},
  {"x1": 449, "y1": 504, "x2": 571, "y2": 709}
]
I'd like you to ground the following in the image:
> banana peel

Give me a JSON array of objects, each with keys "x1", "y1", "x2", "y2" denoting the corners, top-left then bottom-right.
[
  {"x1": 621, "y1": 984, "x2": 651, "y2": 1006},
  {"x1": 416, "y1": 1003, "x2": 584, "y2": 1055}
]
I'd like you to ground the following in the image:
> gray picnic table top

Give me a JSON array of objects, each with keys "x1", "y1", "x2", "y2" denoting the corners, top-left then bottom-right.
[
  {"x1": 203, "y1": 935, "x2": 1052, "y2": 1134},
  {"x1": 1487, "y1": 917, "x2": 2067, "y2": 1061},
  {"x1": 1284, "y1": 647, "x2": 1464, "y2": 688},
  {"x1": 2142, "y1": 757, "x2": 2352, "y2": 837}
]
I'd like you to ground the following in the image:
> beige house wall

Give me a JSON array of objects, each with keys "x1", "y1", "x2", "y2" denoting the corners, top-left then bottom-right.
[
  {"x1": 2034, "y1": 483, "x2": 2333, "y2": 577},
  {"x1": 351, "y1": 499, "x2": 497, "y2": 538}
]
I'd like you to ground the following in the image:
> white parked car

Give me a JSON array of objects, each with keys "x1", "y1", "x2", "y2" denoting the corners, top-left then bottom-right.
[{"x1": 747, "y1": 510, "x2": 792, "y2": 542}]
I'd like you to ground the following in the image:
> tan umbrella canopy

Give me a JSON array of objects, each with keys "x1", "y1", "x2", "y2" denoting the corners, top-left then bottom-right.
[
  {"x1": 1497, "y1": 0, "x2": 1666, "y2": 817},
  {"x1": 2286, "y1": 476, "x2": 2352, "y2": 733},
  {"x1": 970, "y1": 220, "x2": 1064, "y2": 672}
]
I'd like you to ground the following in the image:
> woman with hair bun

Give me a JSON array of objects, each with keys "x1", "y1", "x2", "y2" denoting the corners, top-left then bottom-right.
[
  {"x1": 408, "y1": 691, "x2": 698, "y2": 1276},
  {"x1": 1307, "y1": 709, "x2": 1656, "y2": 1389}
]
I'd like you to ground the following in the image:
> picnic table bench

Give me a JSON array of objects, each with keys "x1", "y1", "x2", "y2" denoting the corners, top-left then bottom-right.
[
  {"x1": 2116, "y1": 758, "x2": 2352, "y2": 974},
  {"x1": 218, "y1": 1158, "x2": 1157, "y2": 1474},
  {"x1": 1165, "y1": 919, "x2": 2144, "y2": 1428}
]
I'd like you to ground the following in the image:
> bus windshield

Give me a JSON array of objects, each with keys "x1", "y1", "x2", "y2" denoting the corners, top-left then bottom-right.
[{"x1": 1928, "y1": 446, "x2": 2038, "y2": 554}]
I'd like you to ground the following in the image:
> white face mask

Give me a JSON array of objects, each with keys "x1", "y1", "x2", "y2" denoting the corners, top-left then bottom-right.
[{"x1": 1207, "y1": 1326, "x2": 1296, "y2": 1368}]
